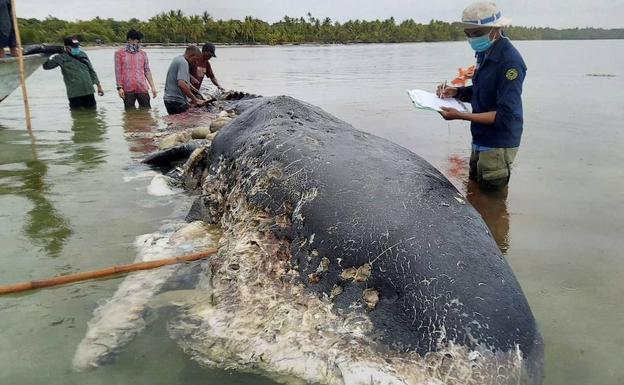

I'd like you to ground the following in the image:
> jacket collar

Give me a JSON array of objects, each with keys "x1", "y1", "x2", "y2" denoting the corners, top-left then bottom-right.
[
  {"x1": 483, "y1": 37, "x2": 508, "y2": 63},
  {"x1": 474, "y1": 37, "x2": 508, "y2": 74}
]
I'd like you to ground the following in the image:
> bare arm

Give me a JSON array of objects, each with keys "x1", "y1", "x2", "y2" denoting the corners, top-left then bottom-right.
[
  {"x1": 209, "y1": 75, "x2": 224, "y2": 91},
  {"x1": 142, "y1": 52, "x2": 157, "y2": 97},
  {"x1": 440, "y1": 109, "x2": 496, "y2": 124},
  {"x1": 177, "y1": 80, "x2": 201, "y2": 104},
  {"x1": 436, "y1": 83, "x2": 493, "y2": 123},
  {"x1": 190, "y1": 74, "x2": 200, "y2": 88},
  {"x1": 147, "y1": 72, "x2": 157, "y2": 97},
  {"x1": 436, "y1": 84, "x2": 473, "y2": 103},
  {"x1": 465, "y1": 111, "x2": 496, "y2": 125}
]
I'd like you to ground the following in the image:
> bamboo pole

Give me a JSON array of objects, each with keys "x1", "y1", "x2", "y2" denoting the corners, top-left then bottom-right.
[
  {"x1": 9, "y1": 0, "x2": 34, "y2": 135},
  {"x1": 0, "y1": 248, "x2": 218, "y2": 295}
]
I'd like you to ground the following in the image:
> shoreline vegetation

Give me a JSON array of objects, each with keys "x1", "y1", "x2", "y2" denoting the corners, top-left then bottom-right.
[{"x1": 19, "y1": 10, "x2": 624, "y2": 46}]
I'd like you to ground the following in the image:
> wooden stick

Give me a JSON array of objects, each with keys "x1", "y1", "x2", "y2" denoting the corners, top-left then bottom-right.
[
  {"x1": 9, "y1": 0, "x2": 34, "y2": 135},
  {"x1": 189, "y1": 83, "x2": 206, "y2": 100},
  {"x1": 0, "y1": 248, "x2": 218, "y2": 295}
]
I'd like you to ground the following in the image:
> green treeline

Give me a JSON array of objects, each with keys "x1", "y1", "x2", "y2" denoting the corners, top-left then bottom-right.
[{"x1": 18, "y1": 10, "x2": 624, "y2": 45}]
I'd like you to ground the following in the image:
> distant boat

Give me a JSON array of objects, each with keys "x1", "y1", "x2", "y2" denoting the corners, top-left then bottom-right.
[{"x1": 0, "y1": 53, "x2": 48, "y2": 103}]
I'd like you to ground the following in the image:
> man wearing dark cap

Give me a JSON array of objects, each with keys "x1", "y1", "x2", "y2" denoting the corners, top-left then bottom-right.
[
  {"x1": 190, "y1": 43, "x2": 225, "y2": 93},
  {"x1": 114, "y1": 29, "x2": 157, "y2": 109},
  {"x1": 43, "y1": 36, "x2": 104, "y2": 109},
  {"x1": 163, "y1": 45, "x2": 205, "y2": 115}
]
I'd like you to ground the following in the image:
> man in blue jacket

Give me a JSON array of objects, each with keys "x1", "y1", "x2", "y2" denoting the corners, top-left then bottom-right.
[{"x1": 438, "y1": 2, "x2": 526, "y2": 190}]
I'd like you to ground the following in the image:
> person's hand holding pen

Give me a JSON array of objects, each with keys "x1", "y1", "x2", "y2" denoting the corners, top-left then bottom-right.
[{"x1": 436, "y1": 81, "x2": 458, "y2": 99}]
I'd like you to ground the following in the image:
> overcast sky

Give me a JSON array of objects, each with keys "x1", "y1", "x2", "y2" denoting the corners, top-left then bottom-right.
[{"x1": 15, "y1": 0, "x2": 624, "y2": 29}]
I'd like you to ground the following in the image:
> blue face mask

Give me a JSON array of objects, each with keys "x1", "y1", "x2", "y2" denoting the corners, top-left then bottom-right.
[
  {"x1": 70, "y1": 47, "x2": 81, "y2": 55},
  {"x1": 467, "y1": 34, "x2": 494, "y2": 53}
]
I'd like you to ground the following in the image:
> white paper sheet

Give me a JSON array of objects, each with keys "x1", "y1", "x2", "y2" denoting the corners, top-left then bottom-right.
[{"x1": 407, "y1": 89, "x2": 468, "y2": 113}]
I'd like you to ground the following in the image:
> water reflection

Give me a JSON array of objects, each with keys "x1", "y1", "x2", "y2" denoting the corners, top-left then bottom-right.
[
  {"x1": 0, "y1": 128, "x2": 72, "y2": 258},
  {"x1": 465, "y1": 180, "x2": 510, "y2": 254},
  {"x1": 122, "y1": 109, "x2": 160, "y2": 155},
  {"x1": 444, "y1": 154, "x2": 511, "y2": 254},
  {"x1": 70, "y1": 109, "x2": 107, "y2": 170},
  {"x1": 18, "y1": 160, "x2": 73, "y2": 258}
]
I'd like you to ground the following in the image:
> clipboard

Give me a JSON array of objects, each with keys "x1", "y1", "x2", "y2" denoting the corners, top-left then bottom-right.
[{"x1": 407, "y1": 89, "x2": 468, "y2": 113}]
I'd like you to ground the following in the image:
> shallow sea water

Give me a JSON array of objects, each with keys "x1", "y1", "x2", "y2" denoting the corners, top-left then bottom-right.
[{"x1": 0, "y1": 40, "x2": 623, "y2": 385}]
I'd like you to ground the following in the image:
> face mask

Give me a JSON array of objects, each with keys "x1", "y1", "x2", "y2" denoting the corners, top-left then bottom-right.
[
  {"x1": 70, "y1": 47, "x2": 81, "y2": 55},
  {"x1": 467, "y1": 30, "x2": 495, "y2": 52},
  {"x1": 126, "y1": 43, "x2": 140, "y2": 53}
]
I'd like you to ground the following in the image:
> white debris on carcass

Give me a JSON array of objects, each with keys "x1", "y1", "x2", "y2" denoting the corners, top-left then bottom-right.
[
  {"x1": 72, "y1": 222, "x2": 220, "y2": 370},
  {"x1": 122, "y1": 170, "x2": 158, "y2": 183},
  {"x1": 292, "y1": 188, "x2": 318, "y2": 222},
  {"x1": 147, "y1": 174, "x2": 179, "y2": 196},
  {"x1": 166, "y1": 157, "x2": 527, "y2": 385},
  {"x1": 73, "y1": 151, "x2": 529, "y2": 384}
]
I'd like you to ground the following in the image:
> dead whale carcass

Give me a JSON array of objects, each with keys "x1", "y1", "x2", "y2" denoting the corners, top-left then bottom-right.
[{"x1": 74, "y1": 95, "x2": 543, "y2": 385}]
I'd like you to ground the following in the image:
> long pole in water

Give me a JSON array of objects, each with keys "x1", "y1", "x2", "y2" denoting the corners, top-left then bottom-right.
[
  {"x1": 0, "y1": 248, "x2": 218, "y2": 295},
  {"x1": 9, "y1": 0, "x2": 34, "y2": 135}
]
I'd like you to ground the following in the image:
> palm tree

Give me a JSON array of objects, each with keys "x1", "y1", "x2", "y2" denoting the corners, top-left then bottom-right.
[
  {"x1": 188, "y1": 15, "x2": 204, "y2": 43},
  {"x1": 201, "y1": 12, "x2": 212, "y2": 24},
  {"x1": 242, "y1": 16, "x2": 256, "y2": 43}
]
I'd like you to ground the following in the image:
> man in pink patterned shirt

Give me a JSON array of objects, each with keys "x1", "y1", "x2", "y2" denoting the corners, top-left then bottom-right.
[{"x1": 114, "y1": 29, "x2": 157, "y2": 109}]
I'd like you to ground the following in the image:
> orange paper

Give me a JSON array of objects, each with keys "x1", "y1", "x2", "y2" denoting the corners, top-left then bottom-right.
[{"x1": 451, "y1": 65, "x2": 476, "y2": 87}]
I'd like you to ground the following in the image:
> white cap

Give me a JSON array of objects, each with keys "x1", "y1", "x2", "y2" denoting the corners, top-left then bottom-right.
[{"x1": 460, "y1": 2, "x2": 511, "y2": 29}]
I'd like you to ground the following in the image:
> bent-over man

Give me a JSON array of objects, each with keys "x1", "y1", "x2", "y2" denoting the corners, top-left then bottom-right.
[
  {"x1": 190, "y1": 43, "x2": 225, "y2": 93},
  {"x1": 163, "y1": 45, "x2": 205, "y2": 115}
]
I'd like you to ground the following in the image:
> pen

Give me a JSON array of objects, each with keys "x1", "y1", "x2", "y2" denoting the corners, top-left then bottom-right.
[{"x1": 442, "y1": 80, "x2": 447, "y2": 99}]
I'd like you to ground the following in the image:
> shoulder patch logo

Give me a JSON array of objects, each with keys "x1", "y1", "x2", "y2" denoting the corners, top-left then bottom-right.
[{"x1": 506, "y1": 68, "x2": 519, "y2": 81}]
